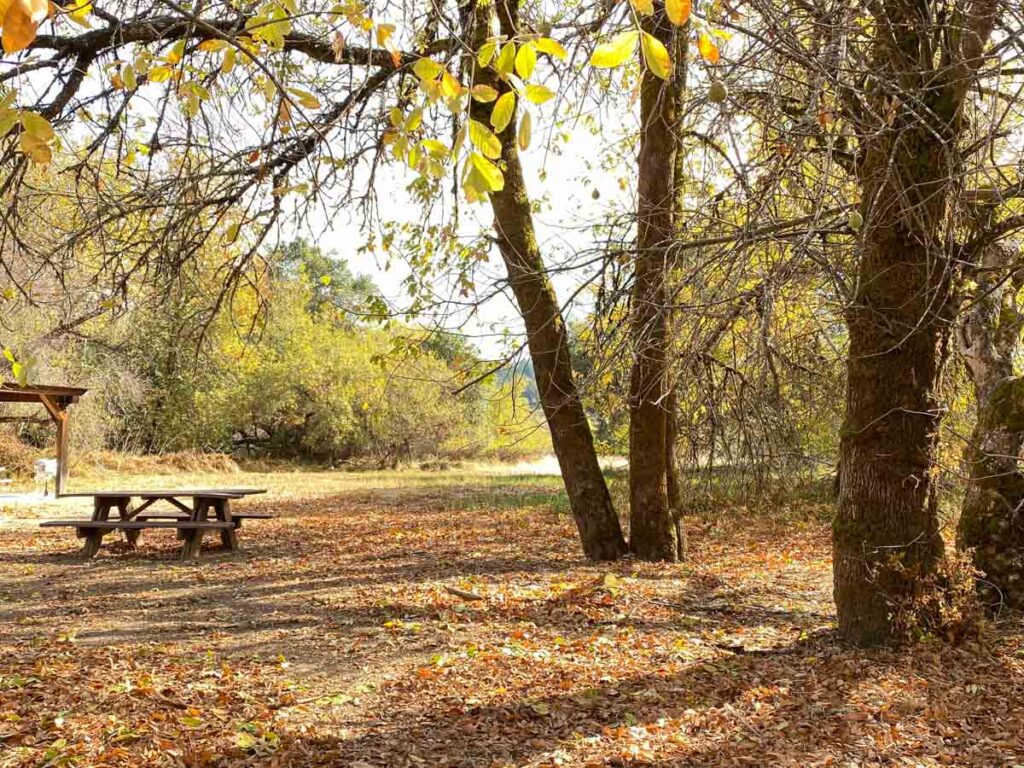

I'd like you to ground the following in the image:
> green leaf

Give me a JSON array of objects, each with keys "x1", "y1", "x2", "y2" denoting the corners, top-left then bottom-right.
[
  {"x1": 534, "y1": 37, "x2": 567, "y2": 60},
  {"x1": 235, "y1": 731, "x2": 258, "y2": 750},
  {"x1": 514, "y1": 43, "x2": 537, "y2": 79},
  {"x1": 523, "y1": 84, "x2": 555, "y2": 105},
  {"x1": 641, "y1": 32, "x2": 671, "y2": 79},
  {"x1": 179, "y1": 716, "x2": 203, "y2": 728},
  {"x1": 589, "y1": 30, "x2": 639, "y2": 69},
  {"x1": 468, "y1": 119, "x2": 502, "y2": 159},
  {"x1": 491, "y1": 92, "x2": 515, "y2": 133}
]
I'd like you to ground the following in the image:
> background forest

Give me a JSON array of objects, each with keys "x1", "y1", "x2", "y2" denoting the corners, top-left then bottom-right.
[{"x1": 1, "y1": 237, "x2": 550, "y2": 469}]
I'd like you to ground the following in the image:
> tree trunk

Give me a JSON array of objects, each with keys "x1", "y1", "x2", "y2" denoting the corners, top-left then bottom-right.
[
  {"x1": 834, "y1": 1, "x2": 997, "y2": 645},
  {"x1": 666, "y1": 389, "x2": 687, "y2": 559},
  {"x1": 957, "y1": 241, "x2": 1024, "y2": 608},
  {"x1": 464, "y1": 0, "x2": 627, "y2": 560},
  {"x1": 628, "y1": 5, "x2": 678, "y2": 562},
  {"x1": 664, "y1": 17, "x2": 690, "y2": 562}
]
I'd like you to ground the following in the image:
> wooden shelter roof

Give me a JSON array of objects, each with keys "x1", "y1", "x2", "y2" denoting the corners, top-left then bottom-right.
[{"x1": 0, "y1": 383, "x2": 87, "y2": 405}]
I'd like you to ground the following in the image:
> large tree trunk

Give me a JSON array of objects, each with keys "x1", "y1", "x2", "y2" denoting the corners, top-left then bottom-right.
[
  {"x1": 833, "y1": 0, "x2": 997, "y2": 645},
  {"x1": 957, "y1": 241, "x2": 1024, "y2": 608},
  {"x1": 464, "y1": 0, "x2": 627, "y2": 560},
  {"x1": 628, "y1": 6, "x2": 680, "y2": 562}
]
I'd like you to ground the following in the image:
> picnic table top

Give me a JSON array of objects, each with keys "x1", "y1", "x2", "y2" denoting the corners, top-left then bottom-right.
[{"x1": 60, "y1": 488, "x2": 267, "y2": 498}]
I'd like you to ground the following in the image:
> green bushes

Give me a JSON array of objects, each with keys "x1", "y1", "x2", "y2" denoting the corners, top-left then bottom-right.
[{"x1": 2, "y1": 241, "x2": 550, "y2": 466}]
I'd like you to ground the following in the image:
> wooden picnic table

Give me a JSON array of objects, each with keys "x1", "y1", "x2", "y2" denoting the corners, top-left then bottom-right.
[{"x1": 41, "y1": 488, "x2": 271, "y2": 560}]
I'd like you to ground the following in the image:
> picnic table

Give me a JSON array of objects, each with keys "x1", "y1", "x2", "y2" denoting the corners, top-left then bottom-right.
[{"x1": 40, "y1": 488, "x2": 271, "y2": 559}]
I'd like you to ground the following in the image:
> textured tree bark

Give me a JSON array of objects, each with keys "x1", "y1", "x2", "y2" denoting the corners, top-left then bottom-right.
[
  {"x1": 628, "y1": 5, "x2": 679, "y2": 562},
  {"x1": 463, "y1": 0, "x2": 627, "y2": 560},
  {"x1": 957, "y1": 242, "x2": 1024, "y2": 608},
  {"x1": 666, "y1": 389, "x2": 687, "y2": 559},
  {"x1": 834, "y1": 0, "x2": 997, "y2": 645},
  {"x1": 665, "y1": 21, "x2": 690, "y2": 562}
]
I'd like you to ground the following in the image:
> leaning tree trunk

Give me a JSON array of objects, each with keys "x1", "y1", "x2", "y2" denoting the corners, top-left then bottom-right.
[
  {"x1": 834, "y1": 0, "x2": 997, "y2": 645},
  {"x1": 957, "y1": 241, "x2": 1024, "y2": 608},
  {"x1": 463, "y1": 0, "x2": 627, "y2": 560},
  {"x1": 628, "y1": 4, "x2": 679, "y2": 562}
]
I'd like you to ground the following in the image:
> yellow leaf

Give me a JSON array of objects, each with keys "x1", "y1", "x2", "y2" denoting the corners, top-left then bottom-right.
[
  {"x1": 514, "y1": 42, "x2": 536, "y2": 79},
  {"x1": 629, "y1": 0, "x2": 653, "y2": 15},
  {"x1": 523, "y1": 83, "x2": 554, "y2": 105},
  {"x1": 534, "y1": 37, "x2": 567, "y2": 60},
  {"x1": 148, "y1": 65, "x2": 174, "y2": 83},
  {"x1": 66, "y1": 0, "x2": 91, "y2": 27},
  {"x1": 404, "y1": 106, "x2": 423, "y2": 132},
  {"x1": 20, "y1": 110, "x2": 53, "y2": 140},
  {"x1": 666, "y1": 0, "x2": 691, "y2": 26},
  {"x1": 440, "y1": 70, "x2": 464, "y2": 99},
  {"x1": 477, "y1": 40, "x2": 498, "y2": 68},
  {"x1": 2, "y1": 0, "x2": 48, "y2": 54},
  {"x1": 420, "y1": 138, "x2": 448, "y2": 158},
  {"x1": 495, "y1": 41, "x2": 516, "y2": 76},
  {"x1": 697, "y1": 32, "x2": 719, "y2": 63},
  {"x1": 221, "y1": 47, "x2": 236, "y2": 74},
  {"x1": 198, "y1": 38, "x2": 228, "y2": 52},
  {"x1": 413, "y1": 57, "x2": 444, "y2": 81},
  {"x1": 376, "y1": 23, "x2": 395, "y2": 48},
  {"x1": 19, "y1": 132, "x2": 51, "y2": 163},
  {"x1": 517, "y1": 110, "x2": 531, "y2": 151},
  {"x1": 468, "y1": 118, "x2": 501, "y2": 159},
  {"x1": 491, "y1": 91, "x2": 515, "y2": 133},
  {"x1": 589, "y1": 30, "x2": 638, "y2": 69},
  {"x1": 469, "y1": 151, "x2": 503, "y2": 191},
  {"x1": 166, "y1": 38, "x2": 186, "y2": 64},
  {"x1": 288, "y1": 88, "x2": 321, "y2": 110},
  {"x1": 640, "y1": 32, "x2": 671, "y2": 80},
  {"x1": 471, "y1": 84, "x2": 499, "y2": 103},
  {"x1": 122, "y1": 64, "x2": 137, "y2": 90}
]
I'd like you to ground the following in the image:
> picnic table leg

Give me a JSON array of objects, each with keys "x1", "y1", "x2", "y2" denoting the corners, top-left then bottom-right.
[
  {"x1": 217, "y1": 499, "x2": 239, "y2": 551},
  {"x1": 81, "y1": 498, "x2": 110, "y2": 558},
  {"x1": 118, "y1": 498, "x2": 141, "y2": 547},
  {"x1": 180, "y1": 498, "x2": 208, "y2": 560}
]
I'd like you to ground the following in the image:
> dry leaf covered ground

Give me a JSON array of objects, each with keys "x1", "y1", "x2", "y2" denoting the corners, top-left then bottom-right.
[{"x1": 1, "y1": 467, "x2": 1022, "y2": 767}]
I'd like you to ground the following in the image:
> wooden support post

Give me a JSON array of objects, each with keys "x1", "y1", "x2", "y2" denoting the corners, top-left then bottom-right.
[
  {"x1": 217, "y1": 498, "x2": 239, "y2": 551},
  {"x1": 118, "y1": 498, "x2": 140, "y2": 547},
  {"x1": 39, "y1": 395, "x2": 69, "y2": 497},
  {"x1": 181, "y1": 497, "x2": 208, "y2": 560},
  {"x1": 82, "y1": 497, "x2": 110, "y2": 558}
]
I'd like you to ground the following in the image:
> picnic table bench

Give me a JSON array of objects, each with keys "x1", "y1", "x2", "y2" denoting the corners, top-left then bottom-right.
[{"x1": 40, "y1": 489, "x2": 270, "y2": 560}]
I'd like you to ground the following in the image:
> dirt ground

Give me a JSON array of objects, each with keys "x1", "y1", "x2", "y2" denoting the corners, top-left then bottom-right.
[{"x1": 1, "y1": 469, "x2": 1022, "y2": 767}]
